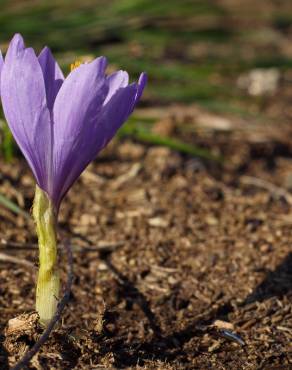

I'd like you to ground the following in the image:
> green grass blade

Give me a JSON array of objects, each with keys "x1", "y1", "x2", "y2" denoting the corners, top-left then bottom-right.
[
  {"x1": 0, "y1": 193, "x2": 30, "y2": 219},
  {"x1": 119, "y1": 126, "x2": 224, "y2": 163}
]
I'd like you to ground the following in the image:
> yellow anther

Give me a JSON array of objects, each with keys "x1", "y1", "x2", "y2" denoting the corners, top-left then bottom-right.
[{"x1": 70, "y1": 60, "x2": 82, "y2": 71}]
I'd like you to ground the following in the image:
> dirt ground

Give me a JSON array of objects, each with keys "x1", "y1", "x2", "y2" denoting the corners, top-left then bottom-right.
[{"x1": 0, "y1": 97, "x2": 292, "y2": 370}]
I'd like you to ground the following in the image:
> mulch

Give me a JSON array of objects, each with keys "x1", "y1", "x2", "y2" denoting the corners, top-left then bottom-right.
[{"x1": 0, "y1": 105, "x2": 292, "y2": 369}]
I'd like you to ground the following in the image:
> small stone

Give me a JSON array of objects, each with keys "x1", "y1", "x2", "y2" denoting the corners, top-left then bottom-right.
[
  {"x1": 213, "y1": 320, "x2": 234, "y2": 331},
  {"x1": 237, "y1": 68, "x2": 280, "y2": 96},
  {"x1": 5, "y1": 312, "x2": 39, "y2": 337},
  {"x1": 205, "y1": 216, "x2": 218, "y2": 226},
  {"x1": 148, "y1": 217, "x2": 169, "y2": 228},
  {"x1": 197, "y1": 114, "x2": 232, "y2": 131},
  {"x1": 208, "y1": 340, "x2": 221, "y2": 352},
  {"x1": 259, "y1": 244, "x2": 272, "y2": 253},
  {"x1": 152, "y1": 118, "x2": 175, "y2": 136},
  {"x1": 117, "y1": 142, "x2": 145, "y2": 160},
  {"x1": 80, "y1": 213, "x2": 97, "y2": 226}
]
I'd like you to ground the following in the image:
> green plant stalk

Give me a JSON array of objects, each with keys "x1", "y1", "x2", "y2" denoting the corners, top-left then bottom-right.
[{"x1": 33, "y1": 185, "x2": 59, "y2": 327}]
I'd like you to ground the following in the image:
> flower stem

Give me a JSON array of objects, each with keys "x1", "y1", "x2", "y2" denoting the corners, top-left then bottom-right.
[{"x1": 33, "y1": 185, "x2": 59, "y2": 327}]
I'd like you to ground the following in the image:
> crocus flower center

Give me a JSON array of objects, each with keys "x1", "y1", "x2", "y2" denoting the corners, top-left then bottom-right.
[{"x1": 70, "y1": 60, "x2": 82, "y2": 71}]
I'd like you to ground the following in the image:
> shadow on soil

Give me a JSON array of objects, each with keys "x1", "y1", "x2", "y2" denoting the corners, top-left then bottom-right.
[
  {"x1": 98, "y1": 255, "x2": 211, "y2": 366},
  {"x1": 243, "y1": 252, "x2": 292, "y2": 304},
  {"x1": 104, "y1": 257, "x2": 162, "y2": 337},
  {"x1": 96, "y1": 252, "x2": 292, "y2": 367},
  {"x1": 0, "y1": 329, "x2": 9, "y2": 370}
]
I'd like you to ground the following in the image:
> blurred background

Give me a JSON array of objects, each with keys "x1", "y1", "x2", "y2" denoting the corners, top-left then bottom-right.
[{"x1": 1, "y1": 0, "x2": 292, "y2": 161}]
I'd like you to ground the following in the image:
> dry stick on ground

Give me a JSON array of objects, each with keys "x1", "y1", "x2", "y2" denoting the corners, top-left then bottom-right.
[
  {"x1": 0, "y1": 240, "x2": 124, "y2": 253},
  {"x1": 11, "y1": 240, "x2": 74, "y2": 370},
  {"x1": 240, "y1": 175, "x2": 292, "y2": 205},
  {"x1": 0, "y1": 252, "x2": 34, "y2": 267}
]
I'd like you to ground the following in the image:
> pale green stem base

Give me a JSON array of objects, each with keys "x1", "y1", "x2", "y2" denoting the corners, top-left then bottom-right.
[{"x1": 33, "y1": 185, "x2": 60, "y2": 327}]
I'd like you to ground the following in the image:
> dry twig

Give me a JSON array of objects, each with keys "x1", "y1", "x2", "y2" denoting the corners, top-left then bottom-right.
[
  {"x1": 0, "y1": 240, "x2": 124, "y2": 253},
  {"x1": 0, "y1": 252, "x2": 34, "y2": 267},
  {"x1": 240, "y1": 175, "x2": 292, "y2": 204}
]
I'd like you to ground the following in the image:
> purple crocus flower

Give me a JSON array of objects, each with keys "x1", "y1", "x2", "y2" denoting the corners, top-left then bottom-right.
[
  {"x1": 0, "y1": 34, "x2": 147, "y2": 210},
  {"x1": 0, "y1": 50, "x2": 3, "y2": 94}
]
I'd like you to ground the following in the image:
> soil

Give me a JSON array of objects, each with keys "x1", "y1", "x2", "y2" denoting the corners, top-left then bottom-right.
[{"x1": 0, "y1": 101, "x2": 292, "y2": 369}]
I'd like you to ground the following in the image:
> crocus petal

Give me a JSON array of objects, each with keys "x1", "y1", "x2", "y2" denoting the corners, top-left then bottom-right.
[
  {"x1": 104, "y1": 70, "x2": 129, "y2": 105},
  {"x1": 52, "y1": 57, "x2": 109, "y2": 207},
  {"x1": 56, "y1": 74, "x2": 146, "y2": 204},
  {"x1": 0, "y1": 50, "x2": 3, "y2": 69},
  {"x1": 0, "y1": 34, "x2": 52, "y2": 192},
  {"x1": 38, "y1": 46, "x2": 64, "y2": 110},
  {"x1": 55, "y1": 83, "x2": 138, "y2": 207},
  {"x1": 100, "y1": 83, "x2": 138, "y2": 146},
  {"x1": 135, "y1": 72, "x2": 147, "y2": 103},
  {"x1": 0, "y1": 50, "x2": 3, "y2": 95},
  {"x1": 128, "y1": 72, "x2": 147, "y2": 114}
]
